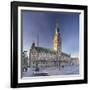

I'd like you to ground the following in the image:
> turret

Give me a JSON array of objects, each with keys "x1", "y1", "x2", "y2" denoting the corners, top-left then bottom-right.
[{"x1": 31, "y1": 42, "x2": 35, "y2": 48}]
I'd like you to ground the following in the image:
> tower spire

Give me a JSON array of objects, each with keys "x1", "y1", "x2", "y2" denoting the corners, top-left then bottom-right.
[
  {"x1": 53, "y1": 23, "x2": 61, "y2": 51},
  {"x1": 37, "y1": 33, "x2": 39, "y2": 47},
  {"x1": 56, "y1": 23, "x2": 60, "y2": 33}
]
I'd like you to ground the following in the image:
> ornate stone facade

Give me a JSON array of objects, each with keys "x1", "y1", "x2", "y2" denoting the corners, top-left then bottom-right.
[{"x1": 29, "y1": 24, "x2": 77, "y2": 68}]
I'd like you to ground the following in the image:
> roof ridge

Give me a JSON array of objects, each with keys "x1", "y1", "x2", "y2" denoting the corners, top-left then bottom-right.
[{"x1": 34, "y1": 46, "x2": 56, "y2": 54}]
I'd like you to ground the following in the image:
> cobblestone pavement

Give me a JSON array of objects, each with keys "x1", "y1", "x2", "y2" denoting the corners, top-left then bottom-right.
[{"x1": 22, "y1": 65, "x2": 79, "y2": 77}]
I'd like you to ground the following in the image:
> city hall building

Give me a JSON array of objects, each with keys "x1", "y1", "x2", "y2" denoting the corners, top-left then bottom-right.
[{"x1": 29, "y1": 24, "x2": 76, "y2": 68}]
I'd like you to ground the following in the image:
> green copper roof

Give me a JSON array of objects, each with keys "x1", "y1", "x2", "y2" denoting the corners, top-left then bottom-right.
[
  {"x1": 30, "y1": 45, "x2": 70, "y2": 57},
  {"x1": 32, "y1": 46, "x2": 57, "y2": 54},
  {"x1": 62, "y1": 52, "x2": 70, "y2": 57}
]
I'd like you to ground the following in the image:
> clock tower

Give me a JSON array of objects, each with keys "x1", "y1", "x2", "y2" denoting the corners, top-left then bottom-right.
[{"x1": 53, "y1": 23, "x2": 61, "y2": 52}]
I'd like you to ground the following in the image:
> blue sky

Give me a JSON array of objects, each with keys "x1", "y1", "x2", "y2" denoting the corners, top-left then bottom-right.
[{"x1": 21, "y1": 10, "x2": 79, "y2": 57}]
